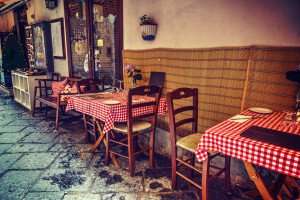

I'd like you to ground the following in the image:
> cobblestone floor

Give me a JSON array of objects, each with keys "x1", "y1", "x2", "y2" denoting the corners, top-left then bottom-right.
[{"x1": 0, "y1": 92, "x2": 254, "y2": 200}]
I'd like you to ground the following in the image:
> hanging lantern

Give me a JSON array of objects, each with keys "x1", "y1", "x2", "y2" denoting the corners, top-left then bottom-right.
[{"x1": 45, "y1": 0, "x2": 58, "y2": 9}]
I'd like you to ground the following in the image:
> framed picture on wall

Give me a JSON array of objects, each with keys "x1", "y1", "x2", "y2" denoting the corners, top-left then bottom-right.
[{"x1": 49, "y1": 18, "x2": 65, "y2": 59}]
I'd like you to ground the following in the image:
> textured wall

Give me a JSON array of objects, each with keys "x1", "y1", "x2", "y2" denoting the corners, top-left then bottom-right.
[
  {"x1": 124, "y1": 47, "x2": 300, "y2": 132},
  {"x1": 124, "y1": 0, "x2": 300, "y2": 49}
]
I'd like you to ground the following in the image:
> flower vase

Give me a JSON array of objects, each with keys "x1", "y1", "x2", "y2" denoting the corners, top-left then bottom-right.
[{"x1": 131, "y1": 79, "x2": 136, "y2": 88}]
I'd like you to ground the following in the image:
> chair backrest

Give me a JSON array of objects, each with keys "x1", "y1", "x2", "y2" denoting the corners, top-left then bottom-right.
[
  {"x1": 149, "y1": 72, "x2": 166, "y2": 88},
  {"x1": 167, "y1": 88, "x2": 198, "y2": 137},
  {"x1": 51, "y1": 72, "x2": 61, "y2": 81},
  {"x1": 77, "y1": 79, "x2": 103, "y2": 93},
  {"x1": 127, "y1": 85, "x2": 162, "y2": 134}
]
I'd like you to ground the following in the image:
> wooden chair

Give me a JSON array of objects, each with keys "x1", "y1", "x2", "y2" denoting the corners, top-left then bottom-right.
[
  {"x1": 32, "y1": 76, "x2": 81, "y2": 130},
  {"x1": 149, "y1": 72, "x2": 166, "y2": 88},
  {"x1": 77, "y1": 78, "x2": 104, "y2": 93},
  {"x1": 167, "y1": 87, "x2": 231, "y2": 191},
  {"x1": 77, "y1": 78, "x2": 105, "y2": 142},
  {"x1": 98, "y1": 69, "x2": 123, "y2": 91},
  {"x1": 106, "y1": 85, "x2": 162, "y2": 176}
]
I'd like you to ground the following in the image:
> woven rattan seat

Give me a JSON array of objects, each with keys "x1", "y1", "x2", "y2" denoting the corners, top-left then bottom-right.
[
  {"x1": 176, "y1": 133, "x2": 203, "y2": 153},
  {"x1": 113, "y1": 121, "x2": 151, "y2": 134}
]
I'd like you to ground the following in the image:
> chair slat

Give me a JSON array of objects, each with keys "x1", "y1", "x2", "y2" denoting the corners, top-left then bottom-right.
[
  {"x1": 175, "y1": 118, "x2": 195, "y2": 128},
  {"x1": 174, "y1": 106, "x2": 194, "y2": 115}
]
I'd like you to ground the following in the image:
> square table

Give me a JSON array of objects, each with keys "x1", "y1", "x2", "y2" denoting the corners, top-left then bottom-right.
[
  {"x1": 196, "y1": 110, "x2": 300, "y2": 200},
  {"x1": 66, "y1": 91, "x2": 167, "y2": 151}
]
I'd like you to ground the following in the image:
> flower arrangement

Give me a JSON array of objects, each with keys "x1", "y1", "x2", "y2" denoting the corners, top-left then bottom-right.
[
  {"x1": 140, "y1": 15, "x2": 157, "y2": 25},
  {"x1": 125, "y1": 64, "x2": 142, "y2": 87}
]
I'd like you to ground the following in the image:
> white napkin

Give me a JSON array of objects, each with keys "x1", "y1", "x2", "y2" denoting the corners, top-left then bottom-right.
[{"x1": 229, "y1": 115, "x2": 252, "y2": 123}]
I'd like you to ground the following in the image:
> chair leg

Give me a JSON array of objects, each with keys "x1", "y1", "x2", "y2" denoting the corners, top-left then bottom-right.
[
  {"x1": 128, "y1": 134, "x2": 135, "y2": 176},
  {"x1": 45, "y1": 106, "x2": 48, "y2": 118},
  {"x1": 190, "y1": 153, "x2": 195, "y2": 177},
  {"x1": 32, "y1": 99, "x2": 37, "y2": 117},
  {"x1": 55, "y1": 107, "x2": 60, "y2": 131},
  {"x1": 149, "y1": 127, "x2": 156, "y2": 168},
  {"x1": 225, "y1": 156, "x2": 231, "y2": 193},
  {"x1": 171, "y1": 148, "x2": 177, "y2": 190},
  {"x1": 82, "y1": 114, "x2": 89, "y2": 142},
  {"x1": 201, "y1": 158, "x2": 209, "y2": 200},
  {"x1": 105, "y1": 132, "x2": 110, "y2": 165}
]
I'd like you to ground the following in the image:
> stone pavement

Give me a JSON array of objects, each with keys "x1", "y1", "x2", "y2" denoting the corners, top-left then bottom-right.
[{"x1": 0, "y1": 92, "x2": 254, "y2": 200}]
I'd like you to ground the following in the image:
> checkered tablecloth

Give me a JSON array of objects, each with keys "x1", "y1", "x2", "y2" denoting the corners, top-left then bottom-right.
[
  {"x1": 195, "y1": 110, "x2": 300, "y2": 179},
  {"x1": 66, "y1": 92, "x2": 167, "y2": 134}
]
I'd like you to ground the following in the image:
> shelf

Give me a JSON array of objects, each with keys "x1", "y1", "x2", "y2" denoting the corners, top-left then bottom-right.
[{"x1": 11, "y1": 71, "x2": 47, "y2": 111}]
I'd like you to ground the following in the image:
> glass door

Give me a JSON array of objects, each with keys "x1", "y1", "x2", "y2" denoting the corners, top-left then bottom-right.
[
  {"x1": 66, "y1": 0, "x2": 89, "y2": 78},
  {"x1": 92, "y1": 1, "x2": 117, "y2": 86},
  {"x1": 65, "y1": 0, "x2": 122, "y2": 81}
]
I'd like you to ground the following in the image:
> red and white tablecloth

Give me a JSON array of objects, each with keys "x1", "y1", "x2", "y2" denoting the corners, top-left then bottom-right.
[
  {"x1": 195, "y1": 110, "x2": 300, "y2": 179},
  {"x1": 66, "y1": 92, "x2": 167, "y2": 134}
]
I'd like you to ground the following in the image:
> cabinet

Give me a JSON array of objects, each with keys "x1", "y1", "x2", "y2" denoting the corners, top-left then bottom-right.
[{"x1": 11, "y1": 71, "x2": 47, "y2": 111}]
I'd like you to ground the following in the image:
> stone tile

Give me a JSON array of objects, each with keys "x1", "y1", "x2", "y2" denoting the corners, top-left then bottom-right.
[
  {"x1": 91, "y1": 167, "x2": 143, "y2": 193},
  {"x1": 8, "y1": 119, "x2": 41, "y2": 126},
  {"x1": 0, "y1": 118, "x2": 13, "y2": 126},
  {"x1": 20, "y1": 132, "x2": 58, "y2": 144},
  {"x1": 31, "y1": 169, "x2": 95, "y2": 192},
  {"x1": 54, "y1": 133, "x2": 86, "y2": 144},
  {"x1": 0, "y1": 125, "x2": 26, "y2": 133},
  {"x1": 101, "y1": 192, "x2": 138, "y2": 200},
  {"x1": 7, "y1": 143, "x2": 53, "y2": 153},
  {"x1": 0, "y1": 170, "x2": 42, "y2": 200},
  {"x1": 51, "y1": 152, "x2": 94, "y2": 169},
  {"x1": 23, "y1": 192, "x2": 65, "y2": 200},
  {"x1": 0, "y1": 132, "x2": 29, "y2": 143},
  {"x1": 158, "y1": 192, "x2": 199, "y2": 200},
  {"x1": 0, "y1": 153, "x2": 22, "y2": 175},
  {"x1": 49, "y1": 143, "x2": 93, "y2": 153},
  {"x1": 63, "y1": 193, "x2": 101, "y2": 200},
  {"x1": 10, "y1": 152, "x2": 59, "y2": 170},
  {"x1": 0, "y1": 144, "x2": 13, "y2": 154},
  {"x1": 22, "y1": 126, "x2": 54, "y2": 134},
  {"x1": 138, "y1": 193, "x2": 161, "y2": 200},
  {"x1": 144, "y1": 177, "x2": 171, "y2": 193}
]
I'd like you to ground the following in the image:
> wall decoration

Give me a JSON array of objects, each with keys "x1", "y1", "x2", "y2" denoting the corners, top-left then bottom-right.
[
  {"x1": 49, "y1": 18, "x2": 65, "y2": 59},
  {"x1": 139, "y1": 15, "x2": 157, "y2": 41}
]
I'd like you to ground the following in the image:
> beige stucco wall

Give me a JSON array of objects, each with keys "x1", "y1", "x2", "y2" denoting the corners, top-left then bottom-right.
[
  {"x1": 26, "y1": 0, "x2": 68, "y2": 76},
  {"x1": 124, "y1": 0, "x2": 300, "y2": 49}
]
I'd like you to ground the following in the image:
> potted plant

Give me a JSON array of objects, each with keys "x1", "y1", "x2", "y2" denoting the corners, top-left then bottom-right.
[
  {"x1": 140, "y1": 15, "x2": 157, "y2": 41},
  {"x1": 1, "y1": 33, "x2": 26, "y2": 88}
]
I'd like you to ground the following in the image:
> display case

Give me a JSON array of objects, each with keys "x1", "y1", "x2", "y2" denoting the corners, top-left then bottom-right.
[{"x1": 32, "y1": 21, "x2": 54, "y2": 73}]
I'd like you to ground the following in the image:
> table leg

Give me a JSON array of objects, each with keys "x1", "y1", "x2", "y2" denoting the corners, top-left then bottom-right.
[
  {"x1": 202, "y1": 158, "x2": 209, "y2": 200},
  {"x1": 82, "y1": 114, "x2": 89, "y2": 142},
  {"x1": 225, "y1": 156, "x2": 232, "y2": 193},
  {"x1": 93, "y1": 120, "x2": 120, "y2": 168},
  {"x1": 243, "y1": 161, "x2": 276, "y2": 200}
]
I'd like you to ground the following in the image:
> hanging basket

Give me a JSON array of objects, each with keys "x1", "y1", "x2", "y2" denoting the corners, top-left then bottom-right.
[{"x1": 140, "y1": 24, "x2": 157, "y2": 41}]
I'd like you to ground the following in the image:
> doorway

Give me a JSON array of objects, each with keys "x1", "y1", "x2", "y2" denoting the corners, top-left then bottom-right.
[{"x1": 64, "y1": 0, "x2": 123, "y2": 84}]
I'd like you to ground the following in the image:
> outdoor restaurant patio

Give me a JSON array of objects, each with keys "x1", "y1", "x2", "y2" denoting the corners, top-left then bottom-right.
[{"x1": 1, "y1": 0, "x2": 300, "y2": 200}]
